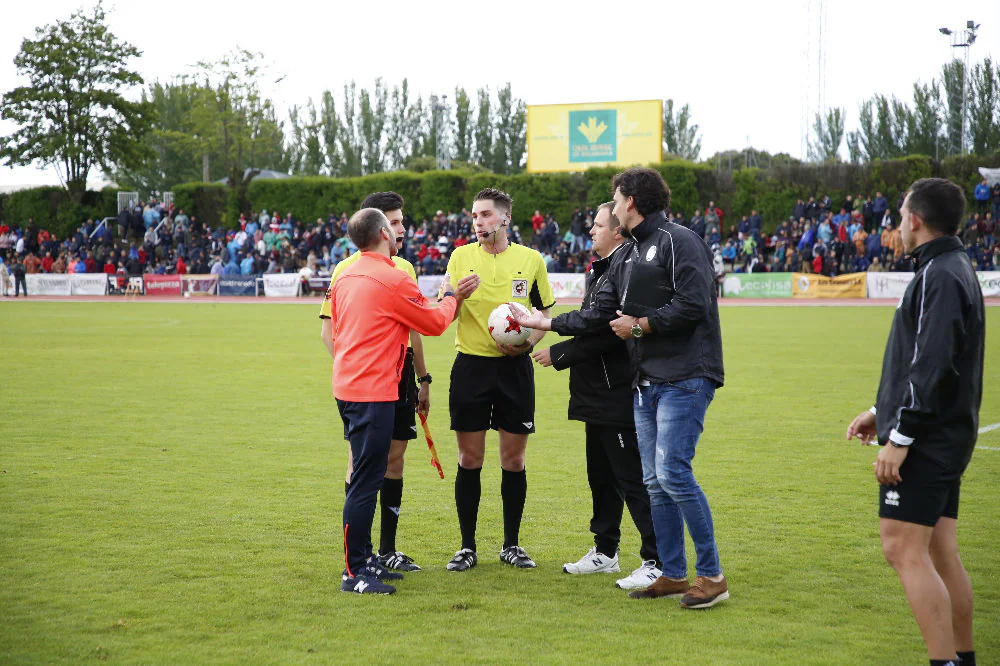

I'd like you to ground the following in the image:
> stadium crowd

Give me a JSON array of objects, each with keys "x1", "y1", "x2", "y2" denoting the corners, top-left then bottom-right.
[{"x1": 2, "y1": 182, "x2": 998, "y2": 296}]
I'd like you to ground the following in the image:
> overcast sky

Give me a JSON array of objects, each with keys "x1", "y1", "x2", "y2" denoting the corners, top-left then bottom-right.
[{"x1": 1, "y1": 0, "x2": 997, "y2": 188}]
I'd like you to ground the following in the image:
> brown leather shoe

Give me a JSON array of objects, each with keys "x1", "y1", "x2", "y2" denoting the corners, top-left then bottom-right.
[
  {"x1": 627, "y1": 575, "x2": 689, "y2": 599},
  {"x1": 679, "y1": 575, "x2": 729, "y2": 609}
]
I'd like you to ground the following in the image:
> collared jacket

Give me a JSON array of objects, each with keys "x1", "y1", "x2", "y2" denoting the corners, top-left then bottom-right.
[
  {"x1": 550, "y1": 210, "x2": 725, "y2": 389},
  {"x1": 874, "y1": 235, "x2": 984, "y2": 474},
  {"x1": 549, "y1": 243, "x2": 634, "y2": 428},
  {"x1": 330, "y1": 252, "x2": 456, "y2": 403}
]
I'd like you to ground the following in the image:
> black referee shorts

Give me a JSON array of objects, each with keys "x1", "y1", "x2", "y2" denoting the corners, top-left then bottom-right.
[
  {"x1": 339, "y1": 348, "x2": 418, "y2": 443},
  {"x1": 878, "y1": 451, "x2": 962, "y2": 526},
  {"x1": 449, "y1": 352, "x2": 535, "y2": 434}
]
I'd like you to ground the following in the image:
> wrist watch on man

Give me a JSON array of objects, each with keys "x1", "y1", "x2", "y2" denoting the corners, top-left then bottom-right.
[
  {"x1": 417, "y1": 374, "x2": 432, "y2": 385},
  {"x1": 631, "y1": 318, "x2": 644, "y2": 339}
]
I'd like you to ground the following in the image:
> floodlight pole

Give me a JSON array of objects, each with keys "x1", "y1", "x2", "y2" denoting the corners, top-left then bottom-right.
[{"x1": 939, "y1": 20, "x2": 979, "y2": 156}]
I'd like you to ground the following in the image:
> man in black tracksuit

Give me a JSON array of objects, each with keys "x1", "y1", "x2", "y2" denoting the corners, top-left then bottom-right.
[
  {"x1": 531, "y1": 203, "x2": 660, "y2": 590},
  {"x1": 847, "y1": 178, "x2": 984, "y2": 666}
]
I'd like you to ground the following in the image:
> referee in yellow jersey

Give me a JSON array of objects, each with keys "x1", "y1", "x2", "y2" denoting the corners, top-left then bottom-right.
[
  {"x1": 444, "y1": 188, "x2": 555, "y2": 571},
  {"x1": 320, "y1": 191, "x2": 429, "y2": 572}
]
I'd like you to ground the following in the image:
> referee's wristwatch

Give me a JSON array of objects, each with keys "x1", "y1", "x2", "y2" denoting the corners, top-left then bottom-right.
[{"x1": 417, "y1": 374, "x2": 432, "y2": 385}]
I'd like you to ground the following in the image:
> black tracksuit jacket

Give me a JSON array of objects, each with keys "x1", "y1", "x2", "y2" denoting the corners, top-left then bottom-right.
[
  {"x1": 874, "y1": 235, "x2": 985, "y2": 474},
  {"x1": 551, "y1": 210, "x2": 725, "y2": 390},
  {"x1": 548, "y1": 243, "x2": 634, "y2": 428}
]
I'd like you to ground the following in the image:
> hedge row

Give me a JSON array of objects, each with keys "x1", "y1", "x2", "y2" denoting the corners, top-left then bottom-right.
[
  {"x1": 171, "y1": 154, "x2": 1000, "y2": 234},
  {"x1": 4, "y1": 154, "x2": 998, "y2": 238},
  {"x1": 0, "y1": 187, "x2": 117, "y2": 238}
]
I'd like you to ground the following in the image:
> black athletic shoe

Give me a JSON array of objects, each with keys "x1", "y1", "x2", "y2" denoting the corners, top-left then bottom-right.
[
  {"x1": 499, "y1": 546, "x2": 536, "y2": 569},
  {"x1": 341, "y1": 574, "x2": 395, "y2": 595},
  {"x1": 378, "y1": 551, "x2": 422, "y2": 572},
  {"x1": 446, "y1": 548, "x2": 478, "y2": 571},
  {"x1": 342, "y1": 556, "x2": 404, "y2": 582}
]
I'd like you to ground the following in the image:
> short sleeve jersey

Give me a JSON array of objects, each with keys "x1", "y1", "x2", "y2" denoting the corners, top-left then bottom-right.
[
  {"x1": 445, "y1": 242, "x2": 555, "y2": 357},
  {"x1": 319, "y1": 252, "x2": 417, "y2": 319}
]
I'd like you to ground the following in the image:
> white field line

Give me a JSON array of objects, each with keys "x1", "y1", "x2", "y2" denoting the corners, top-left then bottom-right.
[{"x1": 978, "y1": 422, "x2": 1000, "y2": 451}]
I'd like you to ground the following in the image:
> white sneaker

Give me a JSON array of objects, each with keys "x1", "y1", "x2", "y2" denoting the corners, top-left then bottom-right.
[
  {"x1": 615, "y1": 560, "x2": 663, "y2": 589},
  {"x1": 562, "y1": 547, "x2": 620, "y2": 574}
]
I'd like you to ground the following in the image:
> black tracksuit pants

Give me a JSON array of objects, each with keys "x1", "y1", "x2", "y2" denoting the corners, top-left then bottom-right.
[{"x1": 585, "y1": 423, "x2": 658, "y2": 563}]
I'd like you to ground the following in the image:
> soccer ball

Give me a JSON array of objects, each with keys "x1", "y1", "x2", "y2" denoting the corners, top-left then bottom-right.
[{"x1": 488, "y1": 302, "x2": 532, "y2": 347}]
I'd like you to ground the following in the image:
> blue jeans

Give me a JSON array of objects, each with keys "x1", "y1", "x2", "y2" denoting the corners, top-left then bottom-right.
[{"x1": 634, "y1": 378, "x2": 721, "y2": 578}]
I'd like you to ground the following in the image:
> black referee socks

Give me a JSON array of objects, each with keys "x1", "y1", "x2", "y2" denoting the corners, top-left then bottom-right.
[
  {"x1": 501, "y1": 468, "x2": 527, "y2": 549},
  {"x1": 456, "y1": 465, "x2": 482, "y2": 552},
  {"x1": 379, "y1": 477, "x2": 404, "y2": 555}
]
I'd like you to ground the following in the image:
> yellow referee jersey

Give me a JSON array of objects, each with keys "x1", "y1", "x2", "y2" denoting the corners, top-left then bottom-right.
[
  {"x1": 445, "y1": 242, "x2": 555, "y2": 357},
  {"x1": 319, "y1": 252, "x2": 417, "y2": 319}
]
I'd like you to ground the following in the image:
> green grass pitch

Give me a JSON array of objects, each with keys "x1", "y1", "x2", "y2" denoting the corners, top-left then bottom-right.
[{"x1": 1, "y1": 302, "x2": 997, "y2": 664}]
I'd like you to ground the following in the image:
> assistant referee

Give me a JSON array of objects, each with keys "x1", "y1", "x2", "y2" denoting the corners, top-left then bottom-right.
[{"x1": 444, "y1": 188, "x2": 555, "y2": 572}]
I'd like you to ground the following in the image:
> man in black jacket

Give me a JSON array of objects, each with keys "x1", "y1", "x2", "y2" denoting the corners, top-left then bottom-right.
[
  {"x1": 516, "y1": 168, "x2": 727, "y2": 609},
  {"x1": 846, "y1": 178, "x2": 983, "y2": 666},
  {"x1": 532, "y1": 202, "x2": 660, "y2": 589}
]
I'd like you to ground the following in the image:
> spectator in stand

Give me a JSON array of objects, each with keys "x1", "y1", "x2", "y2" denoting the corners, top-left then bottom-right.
[
  {"x1": 570, "y1": 208, "x2": 587, "y2": 253},
  {"x1": 973, "y1": 178, "x2": 990, "y2": 215},
  {"x1": 979, "y1": 212, "x2": 995, "y2": 251},
  {"x1": 862, "y1": 195, "x2": 875, "y2": 232},
  {"x1": 852, "y1": 224, "x2": 869, "y2": 258},
  {"x1": 991, "y1": 181, "x2": 1000, "y2": 219},
  {"x1": 793, "y1": 199, "x2": 806, "y2": 220},
  {"x1": 703, "y1": 205, "x2": 720, "y2": 241},
  {"x1": 872, "y1": 191, "x2": 889, "y2": 225},
  {"x1": 748, "y1": 210, "x2": 762, "y2": 240},
  {"x1": 887, "y1": 225, "x2": 904, "y2": 263},
  {"x1": 53, "y1": 253, "x2": 66, "y2": 274},
  {"x1": 689, "y1": 209, "x2": 705, "y2": 240},
  {"x1": 867, "y1": 257, "x2": 885, "y2": 272},
  {"x1": 811, "y1": 251, "x2": 823, "y2": 275},
  {"x1": 41, "y1": 251, "x2": 54, "y2": 273},
  {"x1": 721, "y1": 240, "x2": 736, "y2": 269},
  {"x1": 531, "y1": 210, "x2": 544, "y2": 236},
  {"x1": 24, "y1": 252, "x2": 41, "y2": 274},
  {"x1": 240, "y1": 252, "x2": 255, "y2": 275},
  {"x1": 817, "y1": 215, "x2": 833, "y2": 246}
]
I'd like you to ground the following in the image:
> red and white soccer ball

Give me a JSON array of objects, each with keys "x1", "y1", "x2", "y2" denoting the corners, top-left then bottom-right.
[{"x1": 488, "y1": 302, "x2": 532, "y2": 347}]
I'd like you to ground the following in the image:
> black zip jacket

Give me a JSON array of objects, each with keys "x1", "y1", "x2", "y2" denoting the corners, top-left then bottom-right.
[
  {"x1": 875, "y1": 235, "x2": 985, "y2": 473},
  {"x1": 550, "y1": 210, "x2": 725, "y2": 389},
  {"x1": 549, "y1": 243, "x2": 634, "y2": 428}
]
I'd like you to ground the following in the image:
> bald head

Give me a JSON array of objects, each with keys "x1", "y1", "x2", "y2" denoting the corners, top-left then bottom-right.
[{"x1": 348, "y1": 208, "x2": 391, "y2": 251}]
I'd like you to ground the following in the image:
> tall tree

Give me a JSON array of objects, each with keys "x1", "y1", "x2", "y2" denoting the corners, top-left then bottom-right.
[
  {"x1": 338, "y1": 82, "x2": 363, "y2": 177},
  {"x1": 190, "y1": 49, "x2": 287, "y2": 213},
  {"x1": 473, "y1": 88, "x2": 494, "y2": 170},
  {"x1": 661, "y1": 99, "x2": 702, "y2": 160},
  {"x1": 0, "y1": 2, "x2": 153, "y2": 199},
  {"x1": 453, "y1": 87, "x2": 473, "y2": 163},
  {"x1": 385, "y1": 80, "x2": 412, "y2": 170},
  {"x1": 807, "y1": 107, "x2": 845, "y2": 162},
  {"x1": 319, "y1": 90, "x2": 340, "y2": 175},
  {"x1": 968, "y1": 57, "x2": 1000, "y2": 156},
  {"x1": 941, "y1": 59, "x2": 966, "y2": 156},
  {"x1": 492, "y1": 83, "x2": 526, "y2": 174},
  {"x1": 359, "y1": 78, "x2": 388, "y2": 174},
  {"x1": 906, "y1": 80, "x2": 943, "y2": 158},
  {"x1": 117, "y1": 79, "x2": 201, "y2": 193}
]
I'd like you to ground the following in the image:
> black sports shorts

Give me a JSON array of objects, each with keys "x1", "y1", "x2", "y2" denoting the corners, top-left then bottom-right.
[
  {"x1": 449, "y1": 352, "x2": 535, "y2": 434},
  {"x1": 878, "y1": 451, "x2": 962, "y2": 526},
  {"x1": 340, "y1": 348, "x2": 417, "y2": 442}
]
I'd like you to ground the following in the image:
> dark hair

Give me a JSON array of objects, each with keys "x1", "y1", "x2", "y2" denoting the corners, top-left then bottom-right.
[
  {"x1": 347, "y1": 208, "x2": 389, "y2": 250},
  {"x1": 611, "y1": 167, "x2": 671, "y2": 216},
  {"x1": 361, "y1": 191, "x2": 405, "y2": 214},
  {"x1": 905, "y1": 178, "x2": 965, "y2": 236},
  {"x1": 474, "y1": 188, "x2": 513, "y2": 217},
  {"x1": 596, "y1": 201, "x2": 621, "y2": 230}
]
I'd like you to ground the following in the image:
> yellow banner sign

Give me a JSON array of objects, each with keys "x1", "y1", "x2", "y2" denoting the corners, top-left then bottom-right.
[
  {"x1": 526, "y1": 100, "x2": 663, "y2": 173},
  {"x1": 792, "y1": 272, "x2": 868, "y2": 298}
]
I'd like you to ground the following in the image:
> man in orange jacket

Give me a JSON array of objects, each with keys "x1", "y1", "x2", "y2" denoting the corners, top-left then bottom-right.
[{"x1": 331, "y1": 208, "x2": 478, "y2": 594}]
